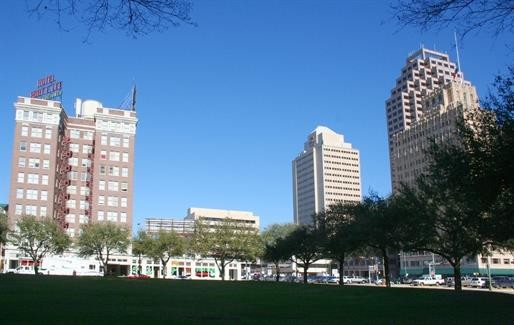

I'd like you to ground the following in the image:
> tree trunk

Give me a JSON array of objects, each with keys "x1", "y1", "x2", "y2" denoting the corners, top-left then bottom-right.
[
  {"x1": 34, "y1": 262, "x2": 39, "y2": 275},
  {"x1": 453, "y1": 261, "x2": 462, "y2": 291},
  {"x1": 104, "y1": 262, "x2": 109, "y2": 276},
  {"x1": 221, "y1": 262, "x2": 226, "y2": 281},
  {"x1": 161, "y1": 259, "x2": 167, "y2": 279},
  {"x1": 303, "y1": 262, "x2": 309, "y2": 284},
  {"x1": 382, "y1": 248, "x2": 391, "y2": 288},
  {"x1": 338, "y1": 254, "x2": 345, "y2": 286},
  {"x1": 137, "y1": 254, "x2": 142, "y2": 276},
  {"x1": 275, "y1": 261, "x2": 280, "y2": 282}
]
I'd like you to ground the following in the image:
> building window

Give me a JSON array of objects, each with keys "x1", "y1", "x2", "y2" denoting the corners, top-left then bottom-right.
[
  {"x1": 120, "y1": 212, "x2": 127, "y2": 223},
  {"x1": 66, "y1": 228, "x2": 75, "y2": 238},
  {"x1": 40, "y1": 191, "x2": 48, "y2": 201},
  {"x1": 28, "y1": 158, "x2": 40, "y2": 168},
  {"x1": 79, "y1": 201, "x2": 89, "y2": 210},
  {"x1": 100, "y1": 165, "x2": 106, "y2": 175},
  {"x1": 30, "y1": 143, "x2": 41, "y2": 153},
  {"x1": 109, "y1": 166, "x2": 119, "y2": 176},
  {"x1": 31, "y1": 128, "x2": 43, "y2": 138},
  {"x1": 69, "y1": 157, "x2": 78, "y2": 166},
  {"x1": 70, "y1": 129, "x2": 80, "y2": 139},
  {"x1": 41, "y1": 175, "x2": 49, "y2": 185},
  {"x1": 80, "y1": 172, "x2": 90, "y2": 181},
  {"x1": 110, "y1": 137, "x2": 121, "y2": 147},
  {"x1": 15, "y1": 205, "x2": 23, "y2": 215},
  {"x1": 100, "y1": 150, "x2": 107, "y2": 160},
  {"x1": 45, "y1": 129, "x2": 52, "y2": 139},
  {"x1": 68, "y1": 171, "x2": 78, "y2": 180},
  {"x1": 109, "y1": 151, "x2": 120, "y2": 161},
  {"x1": 82, "y1": 145, "x2": 93, "y2": 154},
  {"x1": 108, "y1": 181, "x2": 119, "y2": 192},
  {"x1": 66, "y1": 200, "x2": 76, "y2": 209},
  {"x1": 122, "y1": 138, "x2": 129, "y2": 148},
  {"x1": 25, "y1": 205, "x2": 37, "y2": 215},
  {"x1": 69, "y1": 143, "x2": 79, "y2": 153},
  {"x1": 27, "y1": 174, "x2": 39, "y2": 184},
  {"x1": 16, "y1": 189, "x2": 24, "y2": 199},
  {"x1": 98, "y1": 211, "x2": 104, "y2": 221},
  {"x1": 122, "y1": 153, "x2": 129, "y2": 162},
  {"x1": 26, "y1": 189, "x2": 38, "y2": 200},
  {"x1": 98, "y1": 196, "x2": 105, "y2": 205},
  {"x1": 107, "y1": 196, "x2": 118, "y2": 207},
  {"x1": 79, "y1": 215, "x2": 89, "y2": 224},
  {"x1": 101, "y1": 135, "x2": 108, "y2": 145},
  {"x1": 18, "y1": 157, "x2": 26, "y2": 167},
  {"x1": 120, "y1": 182, "x2": 128, "y2": 192},
  {"x1": 66, "y1": 214, "x2": 76, "y2": 223},
  {"x1": 40, "y1": 206, "x2": 47, "y2": 217},
  {"x1": 21, "y1": 126, "x2": 29, "y2": 136},
  {"x1": 107, "y1": 212, "x2": 118, "y2": 222},
  {"x1": 80, "y1": 187, "x2": 90, "y2": 196},
  {"x1": 67, "y1": 185, "x2": 77, "y2": 195},
  {"x1": 122, "y1": 168, "x2": 128, "y2": 177},
  {"x1": 81, "y1": 159, "x2": 91, "y2": 168},
  {"x1": 19, "y1": 141, "x2": 27, "y2": 152},
  {"x1": 99, "y1": 181, "x2": 105, "y2": 191},
  {"x1": 492, "y1": 258, "x2": 500, "y2": 264},
  {"x1": 121, "y1": 197, "x2": 127, "y2": 207},
  {"x1": 43, "y1": 160, "x2": 50, "y2": 169},
  {"x1": 83, "y1": 131, "x2": 93, "y2": 140},
  {"x1": 43, "y1": 144, "x2": 51, "y2": 154}
]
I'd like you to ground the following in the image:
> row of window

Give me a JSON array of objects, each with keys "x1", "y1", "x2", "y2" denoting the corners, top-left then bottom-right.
[
  {"x1": 21, "y1": 126, "x2": 52, "y2": 139},
  {"x1": 65, "y1": 214, "x2": 89, "y2": 224},
  {"x1": 66, "y1": 200, "x2": 90, "y2": 210},
  {"x1": 97, "y1": 196, "x2": 128, "y2": 207},
  {"x1": 98, "y1": 180, "x2": 128, "y2": 192},
  {"x1": 99, "y1": 150, "x2": 129, "y2": 162},
  {"x1": 69, "y1": 129, "x2": 93, "y2": 140},
  {"x1": 16, "y1": 189, "x2": 48, "y2": 201},
  {"x1": 14, "y1": 204, "x2": 47, "y2": 216},
  {"x1": 67, "y1": 186, "x2": 90, "y2": 196},
  {"x1": 17, "y1": 173, "x2": 49, "y2": 185},
  {"x1": 97, "y1": 211, "x2": 127, "y2": 223},
  {"x1": 100, "y1": 135, "x2": 129, "y2": 148},
  {"x1": 99, "y1": 165, "x2": 129, "y2": 177},
  {"x1": 69, "y1": 143, "x2": 93, "y2": 154},
  {"x1": 18, "y1": 158, "x2": 50, "y2": 169},
  {"x1": 19, "y1": 142, "x2": 51, "y2": 154}
]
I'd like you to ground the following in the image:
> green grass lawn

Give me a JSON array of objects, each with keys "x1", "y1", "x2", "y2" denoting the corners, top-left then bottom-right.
[{"x1": 0, "y1": 275, "x2": 513, "y2": 324}]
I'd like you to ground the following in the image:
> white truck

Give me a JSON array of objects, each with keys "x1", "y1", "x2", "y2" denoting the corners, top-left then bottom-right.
[
  {"x1": 411, "y1": 275, "x2": 445, "y2": 286},
  {"x1": 40, "y1": 256, "x2": 103, "y2": 276}
]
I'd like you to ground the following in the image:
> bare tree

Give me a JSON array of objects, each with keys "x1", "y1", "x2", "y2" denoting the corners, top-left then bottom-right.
[
  {"x1": 391, "y1": 0, "x2": 514, "y2": 38},
  {"x1": 25, "y1": 0, "x2": 195, "y2": 40}
]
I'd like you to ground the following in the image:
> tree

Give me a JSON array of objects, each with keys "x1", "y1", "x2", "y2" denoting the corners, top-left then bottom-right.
[
  {"x1": 193, "y1": 218, "x2": 262, "y2": 281},
  {"x1": 391, "y1": 0, "x2": 514, "y2": 39},
  {"x1": 131, "y1": 230, "x2": 151, "y2": 276},
  {"x1": 147, "y1": 230, "x2": 186, "y2": 278},
  {"x1": 26, "y1": 0, "x2": 196, "y2": 40},
  {"x1": 0, "y1": 210, "x2": 8, "y2": 245},
  {"x1": 9, "y1": 215, "x2": 70, "y2": 274},
  {"x1": 261, "y1": 223, "x2": 297, "y2": 282},
  {"x1": 315, "y1": 204, "x2": 362, "y2": 286},
  {"x1": 283, "y1": 225, "x2": 324, "y2": 284},
  {"x1": 77, "y1": 222, "x2": 130, "y2": 276},
  {"x1": 350, "y1": 194, "x2": 412, "y2": 288}
]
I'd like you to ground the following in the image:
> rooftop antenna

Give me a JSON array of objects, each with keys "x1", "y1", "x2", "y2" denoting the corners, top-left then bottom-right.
[
  {"x1": 131, "y1": 83, "x2": 137, "y2": 112},
  {"x1": 454, "y1": 31, "x2": 463, "y2": 83},
  {"x1": 118, "y1": 81, "x2": 137, "y2": 111}
]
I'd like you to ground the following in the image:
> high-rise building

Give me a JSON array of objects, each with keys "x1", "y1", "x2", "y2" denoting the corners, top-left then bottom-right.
[
  {"x1": 386, "y1": 47, "x2": 472, "y2": 192},
  {"x1": 292, "y1": 126, "x2": 361, "y2": 225},
  {"x1": 8, "y1": 96, "x2": 137, "y2": 236}
]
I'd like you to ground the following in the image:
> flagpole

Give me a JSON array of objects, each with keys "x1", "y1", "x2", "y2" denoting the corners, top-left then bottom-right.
[{"x1": 454, "y1": 31, "x2": 463, "y2": 84}]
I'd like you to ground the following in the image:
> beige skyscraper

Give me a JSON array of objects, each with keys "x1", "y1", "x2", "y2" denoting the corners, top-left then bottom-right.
[
  {"x1": 385, "y1": 47, "x2": 472, "y2": 192},
  {"x1": 8, "y1": 96, "x2": 137, "y2": 236},
  {"x1": 292, "y1": 126, "x2": 361, "y2": 225}
]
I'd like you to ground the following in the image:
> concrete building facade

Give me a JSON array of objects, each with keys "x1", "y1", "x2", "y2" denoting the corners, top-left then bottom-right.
[
  {"x1": 7, "y1": 96, "x2": 137, "y2": 235},
  {"x1": 292, "y1": 126, "x2": 361, "y2": 225}
]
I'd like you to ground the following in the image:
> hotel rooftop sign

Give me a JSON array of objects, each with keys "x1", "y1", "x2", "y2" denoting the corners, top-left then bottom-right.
[{"x1": 30, "y1": 74, "x2": 63, "y2": 101}]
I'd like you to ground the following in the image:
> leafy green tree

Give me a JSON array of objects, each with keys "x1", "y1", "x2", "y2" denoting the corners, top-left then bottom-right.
[
  {"x1": 315, "y1": 204, "x2": 362, "y2": 286},
  {"x1": 77, "y1": 222, "x2": 130, "y2": 276},
  {"x1": 283, "y1": 225, "x2": 323, "y2": 284},
  {"x1": 132, "y1": 230, "x2": 152, "y2": 276},
  {"x1": 0, "y1": 210, "x2": 8, "y2": 245},
  {"x1": 261, "y1": 223, "x2": 297, "y2": 281},
  {"x1": 147, "y1": 230, "x2": 186, "y2": 278},
  {"x1": 193, "y1": 218, "x2": 262, "y2": 281},
  {"x1": 9, "y1": 215, "x2": 70, "y2": 274}
]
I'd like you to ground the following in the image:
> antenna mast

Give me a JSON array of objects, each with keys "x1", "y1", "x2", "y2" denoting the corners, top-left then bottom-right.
[{"x1": 454, "y1": 31, "x2": 462, "y2": 82}]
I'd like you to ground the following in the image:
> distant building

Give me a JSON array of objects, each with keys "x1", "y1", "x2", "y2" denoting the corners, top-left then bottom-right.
[
  {"x1": 292, "y1": 126, "x2": 361, "y2": 225},
  {"x1": 0, "y1": 204, "x2": 7, "y2": 215},
  {"x1": 7, "y1": 97, "x2": 137, "y2": 236}
]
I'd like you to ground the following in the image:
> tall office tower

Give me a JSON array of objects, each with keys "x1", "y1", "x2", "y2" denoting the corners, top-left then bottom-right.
[
  {"x1": 292, "y1": 126, "x2": 361, "y2": 225},
  {"x1": 391, "y1": 81, "x2": 479, "y2": 188},
  {"x1": 8, "y1": 97, "x2": 137, "y2": 236},
  {"x1": 386, "y1": 47, "x2": 472, "y2": 192}
]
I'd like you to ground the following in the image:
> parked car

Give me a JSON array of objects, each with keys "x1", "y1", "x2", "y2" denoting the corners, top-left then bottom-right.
[
  {"x1": 325, "y1": 276, "x2": 339, "y2": 284},
  {"x1": 400, "y1": 276, "x2": 415, "y2": 284},
  {"x1": 14, "y1": 266, "x2": 46, "y2": 275},
  {"x1": 350, "y1": 276, "x2": 366, "y2": 284},
  {"x1": 446, "y1": 277, "x2": 454, "y2": 287},
  {"x1": 374, "y1": 278, "x2": 384, "y2": 285},
  {"x1": 491, "y1": 277, "x2": 514, "y2": 289},
  {"x1": 411, "y1": 276, "x2": 445, "y2": 286},
  {"x1": 341, "y1": 276, "x2": 352, "y2": 284},
  {"x1": 461, "y1": 276, "x2": 474, "y2": 287},
  {"x1": 470, "y1": 277, "x2": 487, "y2": 288},
  {"x1": 128, "y1": 273, "x2": 151, "y2": 279}
]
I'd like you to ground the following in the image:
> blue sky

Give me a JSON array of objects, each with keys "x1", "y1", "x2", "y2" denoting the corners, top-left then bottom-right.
[{"x1": 0, "y1": 1, "x2": 511, "y2": 229}]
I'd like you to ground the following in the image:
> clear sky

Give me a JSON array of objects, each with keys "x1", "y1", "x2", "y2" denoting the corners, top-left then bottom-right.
[{"x1": 0, "y1": 1, "x2": 511, "y2": 230}]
